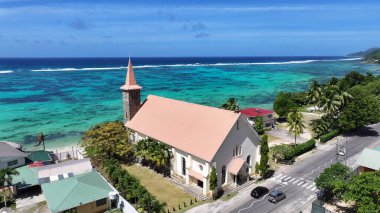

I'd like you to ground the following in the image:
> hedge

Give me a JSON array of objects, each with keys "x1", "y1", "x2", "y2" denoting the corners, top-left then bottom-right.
[
  {"x1": 103, "y1": 159, "x2": 166, "y2": 212},
  {"x1": 320, "y1": 130, "x2": 339, "y2": 143},
  {"x1": 271, "y1": 139, "x2": 316, "y2": 162}
]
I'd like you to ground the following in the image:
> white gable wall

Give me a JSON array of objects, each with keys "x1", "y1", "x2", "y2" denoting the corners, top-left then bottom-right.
[
  {"x1": 212, "y1": 115, "x2": 260, "y2": 188},
  {"x1": 0, "y1": 157, "x2": 25, "y2": 169}
]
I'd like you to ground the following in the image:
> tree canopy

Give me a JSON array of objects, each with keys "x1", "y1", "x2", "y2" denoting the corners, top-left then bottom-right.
[
  {"x1": 220, "y1": 97, "x2": 239, "y2": 111},
  {"x1": 315, "y1": 163, "x2": 350, "y2": 201},
  {"x1": 81, "y1": 121, "x2": 133, "y2": 163},
  {"x1": 343, "y1": 170, "x2": 380, "y2": 213},
  {"x1": 254, "y1": 116, "x2": 264, "y2": 135},
  {"x1": 273, "y1": 92, "x2": 297, "y2": 118}
]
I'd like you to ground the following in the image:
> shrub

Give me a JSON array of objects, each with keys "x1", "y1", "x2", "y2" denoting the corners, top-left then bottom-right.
[
  {"x1": 320, "y1": 130, "x2": 338, "y2": 143},
  {"x1": 103, "y1": 159, "x2": 166, "y2": 212},
  {"x1": 273, "y1": 92, "x2": 297, "y2": 119},
  {"x1": 271, "y1": 139, "x2": 316, "y2": 163}
]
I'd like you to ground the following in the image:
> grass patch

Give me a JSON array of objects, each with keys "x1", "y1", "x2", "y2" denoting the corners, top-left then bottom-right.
[
  {"x1": 267, "y1": 134, "x2": 280, "y2": 143},
  {"x1": 122, "y1": 164, "x2": 196, "y2": 211},
  {"x1": 220, "y1": 191, "x2": 238, "y2": 201}
]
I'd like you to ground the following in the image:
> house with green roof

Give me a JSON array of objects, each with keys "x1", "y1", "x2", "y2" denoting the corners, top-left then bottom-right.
[
  {"x1": 41, "y1": 171, "x2": 113, "y2": 213},
  {"x1": 356, "y1": 147, "x2": 380, "y2": 173}
]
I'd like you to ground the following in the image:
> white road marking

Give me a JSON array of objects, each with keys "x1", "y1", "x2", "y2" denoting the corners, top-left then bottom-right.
[
  {"x1": 292, "y1": 179, "x2": 300, "y2": 184},
  {"x1": 297, "y1": 181, "x2": 304, "y2": 186},
  {"x1": 276, "y1": 174, "x2": 286, "y2": 179},
  {"x1": 306, "y1": 184, "x2": 314, "y2": 190},
  {"x1": 283, "y1": 177, "x2": 292, "y2": 181},
  {"x1": 301, "y1": 183, "x2": 310, "y2": 188},
  {"x1": 288, "y1": 178, "x2": 296, "y2": 183},
  {"x1": 310, "y1": 186, "x2": 317, "y2": 191}
]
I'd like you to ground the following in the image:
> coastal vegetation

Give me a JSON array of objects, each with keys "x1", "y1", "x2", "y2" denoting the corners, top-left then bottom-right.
[
  {"x1": 220, "y1": 97, "x2": 239, "y2": 111},
  {"x1": 315, "y1": 163, "x2": 380, "y2": 212},
  {"x1": 135, "y1": 138, "x2": 171, "y2": 176},
  {"x1": 0, "y1": 168, "x2": 19, "y2": 207},
  {"x1": 104, "y1": 159, "x2": 166, "y2": 212},
  {"x1": 257, "y1": 134, "x2": 269, "y2": 176},
  {"x1": 254, "y1": 116, "x2": 264, "y2": 135},
  {"x1": 81, "y1": 122, "x2": 203, "y2": 212},
  {"x1": 271, "y1": 139, "x2": 316, "y2": 163},
  {"x1": 81, "y1": 121, "x2": 134, "y2": 164},
  {"x1": 348, "y1": 47, "x2": 380, "y2": 64},
  {"x1": 286, "y1": 108, "x2": 305, "y2": 145},
  {"x1": 273, "y1": 71, "x2": 380, "y2": 140}
]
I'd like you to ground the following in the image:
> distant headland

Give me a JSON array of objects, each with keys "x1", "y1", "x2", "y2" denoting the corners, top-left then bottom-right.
[{"x1": 348, "y1": 47, "x2": 380, "y2": 64}]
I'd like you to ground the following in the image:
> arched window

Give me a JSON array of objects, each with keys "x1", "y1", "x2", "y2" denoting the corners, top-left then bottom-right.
[
  {"x1": 222, "y1": 165, "x2": 226, "y2": 184},
  {"x1": 246, "y1": 155, "x2": 251, "y2": 166}
]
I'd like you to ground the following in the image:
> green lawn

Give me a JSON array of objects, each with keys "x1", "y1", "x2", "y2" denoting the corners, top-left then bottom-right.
[{"x1": 122, "y1": 164, "x2": 199, "y2": 212}]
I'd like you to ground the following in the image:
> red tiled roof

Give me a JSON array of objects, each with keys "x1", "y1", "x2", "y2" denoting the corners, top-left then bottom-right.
[
  {"x1": 229, "y1": 158, "x2": 245, "y2": 175},
  {"x1": 240, "y1": 108, "x2": 273, "y2": 117}
]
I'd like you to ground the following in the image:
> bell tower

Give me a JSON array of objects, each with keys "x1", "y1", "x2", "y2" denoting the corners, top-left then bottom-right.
[{"x1": 120, "y1": 58, "x2": 142, "y2": 123}]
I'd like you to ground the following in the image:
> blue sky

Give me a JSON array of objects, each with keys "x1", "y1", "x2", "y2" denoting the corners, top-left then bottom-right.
[{"x1": 0, "y1": 0, "x2": 379, "y2": 57}]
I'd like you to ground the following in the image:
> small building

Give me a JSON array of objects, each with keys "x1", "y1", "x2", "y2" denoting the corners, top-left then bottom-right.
[
  {"x1": 121, "y1": 59, "x2": 261, "y2": 196},
  {"x1": 41, "y1": 171, "x2": 113, "y2": 213},
  {"x1": 240, "y1": 108, "x2": 275, "y2": 128},
  {"x1": 356, "y1": 147, "x2": 380, "y2": 173},
  {"x1": 26, "y1": 150, "x2": 53, "y2": 165},
  {"x1": 0, "y1": 142, "x2": 27, "y2": 169}
]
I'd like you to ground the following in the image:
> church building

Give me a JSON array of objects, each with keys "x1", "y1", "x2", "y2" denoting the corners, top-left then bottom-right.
[{"x1": 120, "y1": 59, "x2": 261, "y2": 196}]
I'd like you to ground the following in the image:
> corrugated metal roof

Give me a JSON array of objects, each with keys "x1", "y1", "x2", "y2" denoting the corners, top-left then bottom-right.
[
  {"x1": 356, "y1": 148, "x2": 380, "y2": 170},
  {"x1": 27, "y1": 150, "x2": 52, "y2": 162},
  {"x1": 12, "y1": 165, "x2": 39, "y2": 188},
  {"x1": 41, "y1": 171, "x2": 112, "y2": 212}
]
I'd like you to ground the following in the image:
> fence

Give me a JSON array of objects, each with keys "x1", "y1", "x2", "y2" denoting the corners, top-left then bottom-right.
[{"x1": 53, "y1": 148, "x2": 84, "y2": 162}]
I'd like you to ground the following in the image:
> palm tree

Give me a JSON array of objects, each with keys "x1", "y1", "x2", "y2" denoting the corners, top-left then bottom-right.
[
  {"x1": 307, "y1": 80, "x2": 322, "y2": 111},
  {"x1": 220, "y1": 97, "x2": 239, "y2": 111},
  {"x1": 287, "y1": 108, "x2": 305, "y2": 145},
  {"x1": 320, "y1": 84, "x2": 352, "y2": 116},
  {"x1": 1, "y1": 168, "x2": 19, "y2": 207}
]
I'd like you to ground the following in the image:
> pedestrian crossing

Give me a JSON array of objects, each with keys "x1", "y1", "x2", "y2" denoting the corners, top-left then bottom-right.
[{"x1": 271, "y1": 173, "x2": 317, "y2": 192}]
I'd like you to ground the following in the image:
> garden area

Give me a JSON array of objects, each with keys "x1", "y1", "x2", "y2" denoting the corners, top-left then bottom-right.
[
  {"x1": 123, "y1": 164, "x2": 202, "y2": 213},
  {"x1": 80, "y1": 121, "x2": 206, "y2": 213}
]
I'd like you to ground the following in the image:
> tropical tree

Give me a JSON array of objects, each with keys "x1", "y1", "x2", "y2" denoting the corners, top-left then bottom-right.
[
  {"x1": 315, "y1": 163, "x2": 350, "y2": 201},
  {"x1": 135, "y1": 138, "x2": 172, "y2": 175},
  {"x1": 81, "y1": 121, "x2": 133, "y2": 164},
  {"x1": 209, "y1": 167, "x2": 217, "y2": 191},
  {"x1": 343, "y1": 170, "x2": 380, "y2": 213},
  {"x1": 286, "y1": 108, "x2": 305, "y2": 145},
  {"x1": 273, "y1": 92, "x2": 297, "y2": 119},
  {"x1": 307, "y1": 80, "x2": 322, "y2": 111},
  {"x1": 0, "y1": 168, "x2": 19, "y2": 207},
  {"x1": 319, "y1": 84, "x2": 352, "y2": 116},
  {"x1": 258, "y1": 135, "x2": 269, "y2": 177},
  {"x1": 0, "y1": 168, "x2": 19, "y2": 187},
  {"x1": 254, "y1": 116, "x2": 264, "y2": 135},
  {"x1": 220, "y1": 97, "x2": 239, "y2": 111}
]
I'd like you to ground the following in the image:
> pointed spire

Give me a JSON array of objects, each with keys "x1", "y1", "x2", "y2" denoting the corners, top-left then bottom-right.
[
  {"x1": 121, "y1": 57, "x2": 142, "y2": 90},
  {"x1": 126, "y1": 57, "x2": 137, "y2": 86}
]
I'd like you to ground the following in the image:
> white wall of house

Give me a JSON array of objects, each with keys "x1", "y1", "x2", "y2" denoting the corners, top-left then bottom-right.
[
  {"x1": 246, "y1": 114, "x2": 274, "y2": 128},
  {"x1": 0, "y1": 157, "x2": 25, "y2": 169},
  {"x1": 212, "y1": 115, "x2": 261, "y2": 189}
]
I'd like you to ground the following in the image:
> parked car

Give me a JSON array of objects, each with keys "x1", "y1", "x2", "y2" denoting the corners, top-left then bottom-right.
[
  {"x1": 250, "y1": 186, "x2": 269, "y2": 198},
  {"x1": 268, "y1": 190, "x2": 286, "y2": 203}
]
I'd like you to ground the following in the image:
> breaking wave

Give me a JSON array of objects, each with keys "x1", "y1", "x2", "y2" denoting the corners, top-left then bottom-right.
[
  {"x1": 0, "y1": 70, "x2": 13, "y2": 74},
  {"x1": 29, "y1": 57, "x2": 362, "y2": 72}
]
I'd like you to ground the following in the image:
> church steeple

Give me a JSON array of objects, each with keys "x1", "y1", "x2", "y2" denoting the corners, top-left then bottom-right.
[{"x1": 120, "y1": 58, "x2": 142, "y2": 123}]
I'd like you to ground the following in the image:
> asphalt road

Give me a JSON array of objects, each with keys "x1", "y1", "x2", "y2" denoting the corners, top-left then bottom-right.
[{"x1": 227, "y1": 123, "x2": 380, "y2": 213}]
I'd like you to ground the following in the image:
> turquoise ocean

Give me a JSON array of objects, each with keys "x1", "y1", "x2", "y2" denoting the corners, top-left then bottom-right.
[{"x1": 0, "y1": 57, "x2": 379, "y2": 149}]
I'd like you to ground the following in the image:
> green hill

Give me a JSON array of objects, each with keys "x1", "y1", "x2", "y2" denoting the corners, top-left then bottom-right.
[{"x1": 347, "y1": 47, "x2": 380, "y2": 64}]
